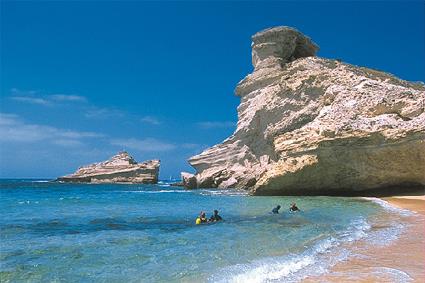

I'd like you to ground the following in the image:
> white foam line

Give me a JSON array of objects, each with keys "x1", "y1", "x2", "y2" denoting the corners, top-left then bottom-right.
[
  {"x1": 209, "y1": 238, "x2": 337, "y2": 283},
  {"x1": 210, "y1": 217, "x2": 373, "y2": 283},
  {"x1": 362, "y1": 197, "x2": 415, "y2": 216},
  {"x1": 370, "y1": 267, "x2": 413, "y2": 282},
  {"x1": 199, "y1": 189, "x2": 248, "y2": 197},
  {"x1": 118, "y1": 190, "x2": 191, "y2": 194}
]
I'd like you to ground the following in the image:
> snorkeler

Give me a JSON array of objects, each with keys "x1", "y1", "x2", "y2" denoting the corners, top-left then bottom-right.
[
  {"x1": 195, "y1": 211, "x2": 208, "y2": 225},
  {"x1": 289, "y1": 203, "x2": 300, "y2": 212},
  {"x1": 272, "y1": 205, "x2": 281, "y2": 214},
  {"x1": 209, "y1": 210, "x2": 223, "y2": 222}
]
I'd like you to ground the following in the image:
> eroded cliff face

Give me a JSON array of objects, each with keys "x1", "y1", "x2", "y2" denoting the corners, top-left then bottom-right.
[
  {"x1": 57, "y1": 151, "x2": 160, "y2": 184},
  {"x1": 187, "y1": 26, "x2": 425, "y2": 195}
]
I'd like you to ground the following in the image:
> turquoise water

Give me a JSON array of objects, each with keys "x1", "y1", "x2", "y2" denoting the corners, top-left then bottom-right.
[{"x1": 0, "y1": 180, "x2": 407, "y2": 282}]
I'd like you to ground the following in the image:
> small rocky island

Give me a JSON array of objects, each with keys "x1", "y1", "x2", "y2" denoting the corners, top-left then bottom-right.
[
  {"x1": 57, "y1": 151, "x2": 160, "y2": 184},
  {"x1": 184, "y1": 26, "x2": 425, "y2": 195}
]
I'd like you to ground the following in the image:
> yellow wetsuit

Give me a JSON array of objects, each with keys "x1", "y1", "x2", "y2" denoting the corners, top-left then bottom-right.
[{"x1": 196, "y1": 217, "x2": 207, "y2": 225}]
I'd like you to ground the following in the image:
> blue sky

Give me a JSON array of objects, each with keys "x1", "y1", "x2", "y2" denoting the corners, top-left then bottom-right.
[{"x1": 1, "y1": 1, "x2": 424, "y2": 179}]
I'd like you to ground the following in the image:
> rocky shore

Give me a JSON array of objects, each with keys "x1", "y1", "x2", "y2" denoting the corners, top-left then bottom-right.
[
  {"x1": 185, "y1": 26, "x2": 425, "y2": 195},
  {"x1": 57, "y1": 151, "x2": 160, "y2": 184}
]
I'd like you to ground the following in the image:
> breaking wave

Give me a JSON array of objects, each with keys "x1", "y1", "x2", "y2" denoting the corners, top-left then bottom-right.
[
  {"x1": 362, "y1": 197, "x2": 415, "y2": 216},
  {"x1": 209, "y1": 217, "x2": 373, "y2": 282}
]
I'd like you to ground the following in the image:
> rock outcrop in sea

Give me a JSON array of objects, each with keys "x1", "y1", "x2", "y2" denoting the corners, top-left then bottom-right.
[
  {"x1": 187, "y1": 26, "x2": 425, "y2": 195},
  {"x1": 57, "y1": 151, "x2": 160, "y2": 184}
]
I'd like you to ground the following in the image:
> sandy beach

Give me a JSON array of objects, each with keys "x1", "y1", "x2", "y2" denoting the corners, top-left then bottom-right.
[
  {"x1": 385, "y1": 195, "x2": 425, "y2": 213},
  {"x1": 304, "y1": 195, "x2": 425, "y2": 282}
]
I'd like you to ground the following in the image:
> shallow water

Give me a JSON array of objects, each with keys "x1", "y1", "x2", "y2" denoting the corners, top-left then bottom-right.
[{"x1": 0, "y1": 180, "x2": 410, "y2": 282}]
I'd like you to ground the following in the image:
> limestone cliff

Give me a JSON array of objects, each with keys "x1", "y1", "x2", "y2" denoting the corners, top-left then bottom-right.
[
  {"x1": 57, "y1": 151, "x2": 160, "y2": 184},
  {"x1": 187, "y1": 26, "x2": 425, "y2": 195}
]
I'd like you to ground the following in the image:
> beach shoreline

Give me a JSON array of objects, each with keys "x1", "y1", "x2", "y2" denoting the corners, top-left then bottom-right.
[
  {"x1": 384, "y1": 195, "x2": 425, "y2": 213},
  {"x1": 303, "y1": 194, "x2": 425, "y2": 282}
]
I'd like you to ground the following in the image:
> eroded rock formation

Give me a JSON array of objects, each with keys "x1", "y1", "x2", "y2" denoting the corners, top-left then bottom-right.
[
  {"x1": 181, "y1": 172, "x2": 197, "y2": 189},
  {"x1": 57, "y1": 151, "x2": 160, "y2": 184},
  {"x1": 187, "y1": 26, "x2": 425, "y2": 195}
]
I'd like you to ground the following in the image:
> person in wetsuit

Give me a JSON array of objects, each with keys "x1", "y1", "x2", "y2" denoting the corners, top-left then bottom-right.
[
  {"x1": 290, "y1": 203, "x2": 300, "y2": 212},
  {"x1": 272, "y1": 205, "x2": 281, "y2": 214},
  {"x1": 196, "y1": 211, "x2": 208, "y2": 224},
  {"x1": 209, "y1": 210, "x2": 223, "y2": 222}
]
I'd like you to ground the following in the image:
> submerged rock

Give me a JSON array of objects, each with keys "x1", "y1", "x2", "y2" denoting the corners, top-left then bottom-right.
[
  {"x1": 57, "y1": 151, "x2": 160, "y2": 184},
  {"x1": 186, "y1": 26, "x2": 425, "y2": 195}
]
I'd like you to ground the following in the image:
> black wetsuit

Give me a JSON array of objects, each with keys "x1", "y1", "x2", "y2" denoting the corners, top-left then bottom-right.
[
  {"x1": 272, "y1": 207, "x2": 280, "y2": 214},
  {"x1": 210, "y1": 214, "x2": 222, "y2": 222},
  {"x1": 290, "y1": 206, "x2": 299, "y2": 212}
]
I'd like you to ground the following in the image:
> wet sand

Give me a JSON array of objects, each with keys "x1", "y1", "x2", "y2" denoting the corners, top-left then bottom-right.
[
  {"x1": 384, "y1": 195, "x2": 425, "y2": 212},
  {"x1": 303, "y1": 195, "x2": 425, "y2": 282}
]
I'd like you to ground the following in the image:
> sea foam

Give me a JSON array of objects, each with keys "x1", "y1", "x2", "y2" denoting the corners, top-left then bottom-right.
[
  {"x1": 210, "y1": 217, "x2": 372, "y2": 283},
  {"x1": 362, "y1": 197, "x2": 415, "y2": 216}
]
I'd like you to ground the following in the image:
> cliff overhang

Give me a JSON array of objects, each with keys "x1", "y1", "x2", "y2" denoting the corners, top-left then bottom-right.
[{"x1": 184, "y1": 26, "x2": 425, "y2": 196}]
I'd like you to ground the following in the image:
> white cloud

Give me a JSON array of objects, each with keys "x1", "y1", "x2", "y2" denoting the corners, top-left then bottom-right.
[
  {"x1": 52, "y1": 139, "x2": 84, "y2": 147},
  {"x1": 110, "y1": 138, "x2": 176, "y2": 152},
  {"x1": 11, "y1": 88, "x2": 36, "y2": 95},
  {"x1": 9, "y1": 88, "x2": 87, "y2": 106},
  {"x1": 180, "y1": 143, "x2": 209, "y2": 150},
  {"x1": 84, "y1": 107, "x2": 125, "y2": 119},
  {"x1": 60, "y1": 131, "x2": 101, "y2": 139},
  {"x1": 0, "y1": 113, "x2": 19, "y2": 125},
  {"x1": 197, "y1": 121, "x2": 236, "y2": 129},
  {"x1": 0, "y1": 113, "x2": 103, "y2": 146},
  {"x1": 140, "y1": 116, "x2": 162, "y2": 125},
  {"x1": 50, "y1": 94, "x2": 87, "y2": 103},
  {"x1": 181, "y1": 143, "x2": 200, "y2": 149},
  {"x1": 11, "y1": 96, "x2": 52, "y2": 106}
]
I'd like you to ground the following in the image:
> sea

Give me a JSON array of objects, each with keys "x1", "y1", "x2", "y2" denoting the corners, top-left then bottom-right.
[{"x1": 0, "y1": 179, "x2": 416, "y2": 282}]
